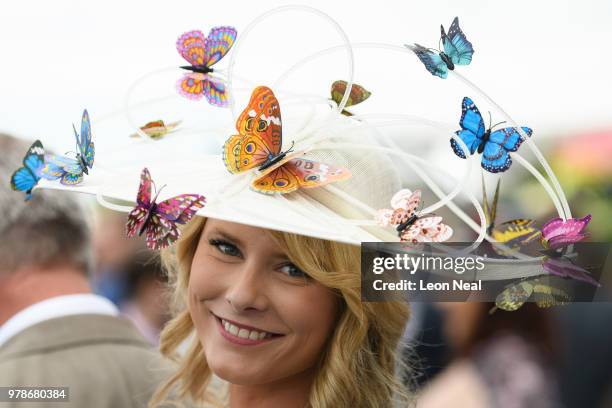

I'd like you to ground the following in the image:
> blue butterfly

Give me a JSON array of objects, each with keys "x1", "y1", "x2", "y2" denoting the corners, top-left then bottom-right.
[
  {"x1": 10, "y1": 140, "x2": 45, "y2": 201},
  {"x1": 451, "y1": 97, "x2": 533, "y2": 173},
  {"x1": 41, "y1": 109, "x2": 95, "y2": 185},
  {"x1": 405, "y1": 17, "x2": 474, "y2": 79}
]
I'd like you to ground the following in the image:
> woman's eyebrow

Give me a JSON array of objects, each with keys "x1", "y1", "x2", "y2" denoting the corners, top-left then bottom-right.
[{"x1": 208, "y1": 229, "x2": 244, "y2": 247}]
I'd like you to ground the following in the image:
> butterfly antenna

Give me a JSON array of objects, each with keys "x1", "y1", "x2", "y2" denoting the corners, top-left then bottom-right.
[
  {"x1": 286, "y1": 141, "x2": 296, "y2": 153},
  {"x1": 437, "y1": 37, "x2": 443, "y2": 52},
  {"x1": 491, "y1": 120, "x2": 507, "y2": 129},
  {"x1": 72, "y1": 123, "x2": 81, "y2": 147},
  {"x1": 152, "y1": 183, "x2": 168, "y2": 203}
]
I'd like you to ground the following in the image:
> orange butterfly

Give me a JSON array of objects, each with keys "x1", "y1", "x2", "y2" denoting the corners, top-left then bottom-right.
[{"x1": 223, "y1": 86, "x2": 351, "y2": 194}]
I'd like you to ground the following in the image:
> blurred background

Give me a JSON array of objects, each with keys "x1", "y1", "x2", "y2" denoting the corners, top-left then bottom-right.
[{"x1": 1, "y1": 0, "x2": 611, "y2": 407}]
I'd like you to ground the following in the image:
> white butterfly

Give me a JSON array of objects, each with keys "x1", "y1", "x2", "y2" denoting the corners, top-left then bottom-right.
[{"x1": 376, "y1": 189, "x2": 453, "y2": 243}]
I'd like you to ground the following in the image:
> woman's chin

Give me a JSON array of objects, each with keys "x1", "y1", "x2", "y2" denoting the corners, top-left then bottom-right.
[{"x1": 207, "y1": 358, "x2": 269, "y2": 385}]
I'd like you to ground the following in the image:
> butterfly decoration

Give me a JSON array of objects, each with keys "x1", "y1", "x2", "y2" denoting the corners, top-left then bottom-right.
[
  {"x1": 129, "y1": 120, "x2": 182, "y2": 140},
  {"x1": 538, "y1": 214, "x2": 600, "y2": 286},
  {"x1": 40, "y1": 109, "x2": 94, "y2": 185},
  {"x1": 10, "y1": 140, "x2": 45, "y2": 201},
  {"x1": 482, "y1": 176, "x2": 540, "y2": 253},
  {"x1": 490, "y1": 275, "x2": 572, "y2": 313},
  {"x1": 405, "y1": 17, "x2": 474, "y2": 79},
  {"x1": 330, "y1": 80, "x2": 371, "y2": 116},
  {"x1": 222, "y1": 86, "x2": 351, "y2": 195},
  {"x1": 451, "y1": 97, "x2": 533, "y2": 173},
  {"x1": 540, "y1": 214, "x2": 591, "y2": 250},
  {"x1": 376, "y1": 189, "x2": 453, "y2": 243},
  {"x1": 126, "y1": 168, "x2": 206, "y2": 250},
  {"x1": 176, "y1": 27, "x2": 237, "y2": 107}
]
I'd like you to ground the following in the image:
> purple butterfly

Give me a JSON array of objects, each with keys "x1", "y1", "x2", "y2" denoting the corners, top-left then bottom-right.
[
  {"x1": 126, "y1": 168, "x2": 206, "y2": 250},
  {"x1": 541, "y1": 214, "x2": 591, "y2": 250}
]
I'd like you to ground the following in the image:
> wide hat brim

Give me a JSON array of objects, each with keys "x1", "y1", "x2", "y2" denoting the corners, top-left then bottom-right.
[{"x1": 36, "y1": 154, "x2": 397, "y2": 245}]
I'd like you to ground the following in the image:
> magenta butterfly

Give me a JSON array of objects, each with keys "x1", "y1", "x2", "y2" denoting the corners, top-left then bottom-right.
[
  {"x1": 376, "y1": 189, "x2": 453, "y2": 243},
  {"x1": 176, "y1": 27, "x2": 237, "y2": 107},
  {"x1": 541, "y1": 214, "x2": 591, "y2": 250},
  {"x1": 126, "y1": 168, "x2": 206, "y2": 250},
  {"x1": 539, "y1": 214, "x2": 600, "y2": 286}
]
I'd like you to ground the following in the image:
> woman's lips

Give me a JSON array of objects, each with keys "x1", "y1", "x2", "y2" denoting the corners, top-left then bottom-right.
[{"x1": 212, "y1": 313, "x2": 284, "y2": 346}]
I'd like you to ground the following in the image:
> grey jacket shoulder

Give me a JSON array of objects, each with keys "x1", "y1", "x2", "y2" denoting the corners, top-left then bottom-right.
[{"x1": 0, "y1": 314, "x2": 179, "y2": 408}]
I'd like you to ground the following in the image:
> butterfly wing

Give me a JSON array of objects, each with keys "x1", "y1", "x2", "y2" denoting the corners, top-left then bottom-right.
[
  {"x1": 451, "y1": 97, "x2": 485, "y2": 158},
  {"x1": 10, "y1": 140, "x2": 45, "y2": 200},
  {"x1": 177, "y1": 73, "x2": 207, "y2": 100},
  {"x1": 145, "y1": 212, "x2": 179, "y2": 250},
  {"x1": 481, "y1": 127, "x2": 532, "y2": 173},
  {"x1": 204, "y1": 26, "x2": 237, "y2": 67},
  {"x1": 494, "y1": 280, "x2": 534, "y2": 312},
  {"x1": 492, "y1": 219, "x2": 540, "y2": 249},
  {"x1": 144, "y1": 193, "x2": 206, "y2": 250},
  {"x1": 401, "y1": 216, "x2": 452, "y2": 243},
  {"x1": 181, "y1": 42, "x2": 208, "y2": 68},
  {"x1": 126, "y1": 206, "x2": 148, "y2": 238},
  {"x1": 531, "y1": 278, "x2": 572, "y2": 308},
  {"x1": 79, "y1": 109, "x2": 94, "y2": 168},
  {"x1": 41, "y1": 154, "x2": 83, "y2": 185},
  {"x1": 176, "y1": 30, "x2": 207, "y2": 66},
  {"x1": 441, "y1": 17, "x2": 474, "y2": 66},
  {"x1": 541, "y1": 215, "x2": 591, "y2": 250},
  {"x1": 223, "y1": 86, "x2": 282, "y2": 173},
  {"x1": 330, "y1": 80, "x2": 372, "y2": 107},
  {"x1": 481, "y1": 142, "x2": 512, "y2": 173},
  {"x1": 203, "y1": 76, "x2": 229, "y2": 107},
  {"x1": 156, "y1": 194, "x2": 206, "y2": 224},
  {"x1": 489, "y1": 127, "x2": 532, "y2": 152},
  {"x1": 251, "y1": 158, "x2": 351, "y2": 195},
  {"x1": 406, "y1": 43, "x2": 448, "y2": 79}
]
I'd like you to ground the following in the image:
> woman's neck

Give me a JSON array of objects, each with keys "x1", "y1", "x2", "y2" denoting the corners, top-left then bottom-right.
[{"x1": 228, "y1": 366, "x2": 315, "y2": 408}]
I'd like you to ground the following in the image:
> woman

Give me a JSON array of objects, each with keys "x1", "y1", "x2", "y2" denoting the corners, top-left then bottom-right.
[{"x1": 150, "y1": 217, "x2": 412, "y2": 407}]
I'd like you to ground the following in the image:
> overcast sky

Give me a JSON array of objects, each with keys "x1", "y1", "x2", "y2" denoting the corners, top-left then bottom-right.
[{"x1": 1, "y1": 0, "x2": 610, "y2": 152}]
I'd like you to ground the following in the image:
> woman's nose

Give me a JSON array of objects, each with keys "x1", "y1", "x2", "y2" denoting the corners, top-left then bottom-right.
[{"x1": 225, "y1": 261, "x2": 268, "y2": 313}]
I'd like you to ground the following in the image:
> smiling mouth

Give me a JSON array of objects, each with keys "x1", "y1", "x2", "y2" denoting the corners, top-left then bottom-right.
[{"x1": 211, "y1": 313, "x2": 284, "y2": 344}]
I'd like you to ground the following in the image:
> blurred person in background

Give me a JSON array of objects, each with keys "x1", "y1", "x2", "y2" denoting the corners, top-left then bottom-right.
[
  {"x1": 121, "y1": 254, "x2": 170, "y2": 346},
  {"x1": 92, "y1": 207, "x2": 145, "y2": 305},
  {"x1": 417, "y1": 302, "x2": 561, "y2": 408},
  {"x1": 0, "y1": 134, "x2": 178, "y2": 407}
]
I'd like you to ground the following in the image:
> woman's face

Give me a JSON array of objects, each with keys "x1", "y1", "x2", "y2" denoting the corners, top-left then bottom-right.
[{"x1": 188, "y1": 219, "x2": 339, "y2": 386}]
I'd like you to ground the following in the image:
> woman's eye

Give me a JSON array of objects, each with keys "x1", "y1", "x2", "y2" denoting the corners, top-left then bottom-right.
[
  {"x1": 279, "y1": 263, "x2": 308, "y2": 279},
  {"x1": 209, "y1": 239, "x2": 241, "y2": 257}
]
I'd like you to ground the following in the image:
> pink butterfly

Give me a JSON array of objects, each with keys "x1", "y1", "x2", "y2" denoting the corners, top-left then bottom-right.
[
  {"x1": 376, "y1": 189, "x2": 453, "y2": 243},
  {"x1": 176, "y1": 27, "x2": 237, "y2": 107},
  {"x1": 541, "y1": 214, "x2": 591, "y2": 250},
  {"x1": 126, "y1": 168, "x2": 206, "y2": 250}
]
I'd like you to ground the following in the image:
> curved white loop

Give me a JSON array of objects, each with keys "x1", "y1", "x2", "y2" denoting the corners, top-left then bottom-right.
[{"x1": 225, "y1": 5, "x2": 355, "y2": 119}]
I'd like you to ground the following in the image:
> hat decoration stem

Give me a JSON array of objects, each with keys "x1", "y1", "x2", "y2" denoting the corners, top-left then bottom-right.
[
  {"x1": 347, "y1": 114, "x2": 565, "y2": 218},
  {"x1": 225, "y1": 5, "x2": 355, "y2": 118},
  {"x1": 271, "y1": 41, "x2": 570, "y2": 219}
]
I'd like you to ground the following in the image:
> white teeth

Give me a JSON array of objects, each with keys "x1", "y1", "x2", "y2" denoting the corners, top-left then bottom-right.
[{"x1": 221, "y1": 319, "x2": 271, "y2": 341}]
